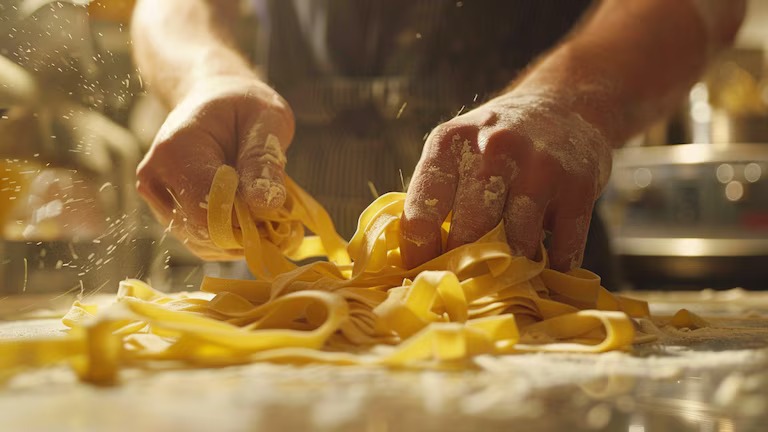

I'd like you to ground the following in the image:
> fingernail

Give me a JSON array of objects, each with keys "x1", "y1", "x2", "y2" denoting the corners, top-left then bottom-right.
[{"x1": 400, "y1": 219, "x2": 442, "y2": 268}]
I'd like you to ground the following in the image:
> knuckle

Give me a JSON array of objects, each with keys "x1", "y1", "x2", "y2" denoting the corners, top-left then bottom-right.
[
  {"x1": 400, "y1": 216, "x2": 441, "y2": 241},
  {"x1": 259, "y1": 105, "x2": 295, "y2": 135},
  {"x1": 428, "y1": 122, "x2": 454, "y2": 140},
  {"x1": 427, "y1": 123, "x2": 477, "y2": 153},
  {"x1": 409, "y1": 159, "x2": 457, "y2": 197},
  {"x1": 240, "y1": 125, "x2": 290, "y2": 167},
  {"x1": 404, "y1": 195, "x2": 444, "y2": 224},
  {"x1": 149, "y1": 129, "x2": 186, "y2": 161},
  {"x1": 483, "y1": 128, "x2": 524, "y2": 154},
  {"x1": 239, "y1": 143, "x2": 286, "y2": 169},
  {"x1": 480, "y1": 129, "x2": 525, "y2": 174},
  {"x1": 150, "y1": 126, "x2": 175, "y2": 151},
  {"x1": 271, "y1": 103, "x2": 295, "y2": 133}
]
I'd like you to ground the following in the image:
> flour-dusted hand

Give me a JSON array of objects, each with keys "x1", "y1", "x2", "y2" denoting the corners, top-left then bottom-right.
[
  {"x1": 400, "y1": 92, "x2": 612, "y2": 272},
  {"x1": 399, "y1": 0, "x2": 747, "y2": 272},
  {"x1": 136, "y1": 76, "x2": 295, "y2": 260}
]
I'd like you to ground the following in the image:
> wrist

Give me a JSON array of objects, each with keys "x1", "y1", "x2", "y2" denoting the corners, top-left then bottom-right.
[
  {"x1": 517, "y1": 60, "x2": 626, "y2": 147},
  {"x1": 173, "y1": 47, "x2": 260, "y2": 105}
]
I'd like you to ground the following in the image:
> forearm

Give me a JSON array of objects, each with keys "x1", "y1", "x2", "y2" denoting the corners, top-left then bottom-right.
[
  {"x1": 508, "y1": 0, "x2": 746, "y2": 145},
  {"x1": 131, "y1": 0, "x2": 257, "y2": 107}
]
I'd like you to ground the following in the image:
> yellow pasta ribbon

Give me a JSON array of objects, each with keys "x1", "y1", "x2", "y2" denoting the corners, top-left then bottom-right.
[{"x1": 0, "y1": 165, "x2": 653, "y2": 385}]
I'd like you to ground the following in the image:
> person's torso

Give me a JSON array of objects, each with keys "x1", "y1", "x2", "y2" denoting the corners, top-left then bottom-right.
[
  {"x1": 248, "y1": 0, "x2": 621, "y2": 290},
  {"x1": 253, "y1": 0, "x2": 595, "y2": 239},
  {"x1": 258, "y1": 0, "x2": 592, "y2": 126}
]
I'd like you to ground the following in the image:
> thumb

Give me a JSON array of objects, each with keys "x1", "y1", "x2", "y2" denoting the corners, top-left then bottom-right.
[{"x1": 237, "y1": 119, "x2": 290, "y2": 212}]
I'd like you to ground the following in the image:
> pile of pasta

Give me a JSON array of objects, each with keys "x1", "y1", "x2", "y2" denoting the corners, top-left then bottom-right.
[{"x1": 1, "y1": 165, "x2": 652, "y2": 385}]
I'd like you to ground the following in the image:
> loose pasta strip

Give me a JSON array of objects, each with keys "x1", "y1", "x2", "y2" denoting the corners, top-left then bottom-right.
[{"x1": 1, "y1": 165, "x2": 652, "y2": 385}]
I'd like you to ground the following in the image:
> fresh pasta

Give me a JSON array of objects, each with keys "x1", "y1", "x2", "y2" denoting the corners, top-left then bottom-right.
[{"x1": 0, "y1": 163, "x2": 652, "y2": 385}]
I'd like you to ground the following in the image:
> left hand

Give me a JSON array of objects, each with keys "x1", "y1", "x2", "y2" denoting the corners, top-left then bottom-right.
[
  {"x1": 399, "y1": 92, "x2": 613, "y2": 272},
  {"x1": 136, "y1": 76, "x2": 294, "y2": 261}
]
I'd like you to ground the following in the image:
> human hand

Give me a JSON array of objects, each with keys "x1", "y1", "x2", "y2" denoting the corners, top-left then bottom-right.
[
  {"x1": 136, "y1": 76, "x2": 294, "y2": 260},
  {"x1": 400, "y1": 92, "x2": 613, "y2": 272}
]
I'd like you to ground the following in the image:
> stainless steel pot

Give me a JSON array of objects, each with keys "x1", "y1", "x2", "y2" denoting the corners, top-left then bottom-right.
[{"x1": 601, "y1": 143, "x2": 768, "y2": 289}]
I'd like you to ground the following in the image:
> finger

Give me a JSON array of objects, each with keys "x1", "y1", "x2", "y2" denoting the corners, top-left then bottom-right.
[
  {"x1": 163, "y1": 141, "x2": 224, "y2": 236},
  {"x1": 445, "y1": 158, "x2": 508, "y2": 251},
  {"x1": 178, "y1": 232, "x2": 243, "y2": 261},
  {"x1": 237, "y1": 110, "x2": 291, "y2": 211},
  {"x1": 501, "y1": 150, "x2": 559, "y2": 261},
  {"x1": 502, "y1": 192, "x2": 548, "y2": 261},
  {"x1": 137, "y1": 175, "x2": 208, "y2": 247},
  {"x1": 400, "y1": 130, "x2": 467, "y2": 268},
  {"x1": 136, "y1": 175, "x2": 173, "y2": 219},
  {"x1": 548, "y1": 189, "x2": 595, "y2": 272},
  {"x1": 445, "y1": 127, "x2": 524, "y2": 250},
  {"x1": 400, "y1": 160, "x2": 457, "y2": 268},
  {"x1": 502, "y1": 170, "x2": 552, "y2": 261}
]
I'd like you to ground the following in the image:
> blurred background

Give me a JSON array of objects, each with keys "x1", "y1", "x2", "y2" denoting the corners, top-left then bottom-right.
[
  {"x1": 0, "y1": 0, "x2": 767, "y2": 303},
  {"x1": 0, "y1": 0, "x2": 220, "y2": 305},
  {"x1": 602, "y1": 1, "x2": 768, "y2": 290}
]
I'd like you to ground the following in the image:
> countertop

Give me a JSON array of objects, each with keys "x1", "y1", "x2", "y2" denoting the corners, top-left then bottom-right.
[{"x1": 1, "y1": 289, "x2": 768, "y2": 432}]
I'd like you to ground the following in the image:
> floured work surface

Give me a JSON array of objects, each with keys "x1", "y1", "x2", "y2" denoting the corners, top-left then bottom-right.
[{"x1": 1, "y1": 298, "x2": 767, "y2": 432}]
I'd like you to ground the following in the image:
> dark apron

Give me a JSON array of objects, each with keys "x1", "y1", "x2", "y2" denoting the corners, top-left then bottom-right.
[{"x1": 256, "y1": 0, "x2": 621, "y2": 289}]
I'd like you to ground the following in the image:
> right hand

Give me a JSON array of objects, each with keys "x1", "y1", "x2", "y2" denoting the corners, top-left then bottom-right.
[
  {"x1": 399, "y1": 92, "x2": 613, "y2": 272},
  {"x1": 137, "y1": 76, "x2": 295, "y2": 260}
]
